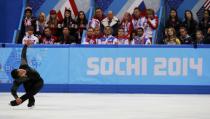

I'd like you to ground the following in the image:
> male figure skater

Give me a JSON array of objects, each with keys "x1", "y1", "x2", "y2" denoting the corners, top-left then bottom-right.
[{"x1": 10, "y1": 41, "x2": 44, "y2": 107}]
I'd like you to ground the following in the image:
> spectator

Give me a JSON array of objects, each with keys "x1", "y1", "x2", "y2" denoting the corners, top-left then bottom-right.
[
  {"x1": 194, "y1": 30, "x2": 205, "y2": 44},
  {"x1": 164, "y1": 27, "x2": 180, "y2": 45},
  {"x1": 179, "y1": 26, "x2": 193, "y2": 44},
  {"x1": 59, "y1": 27, "x2": 77, "y2": 44},
  {"x1": 162, "y1": 28, "x2": 169, "y2": 44},
  {"x1": 131, "y1": 7, "x2": 147, "y2": 30},
  {"x1": 131, "y1": 27, "x2": 151, "y2": 45},
  {"x1": 97, "y1": 26, "x2": 118, "y2": 45},
  {"x1": 83, "y1": 27, "x2": 96, "y2": 44},
  {"x1": 47, "y1": 10, "x2": 59, "y2": 36},
  {"x1": 130, "y1": 30, "x2": 137, "y2": 44},
  {"x1": 76, "y1": 11, "x2": 88, "y2": 41},
  {"x1": 166, "y1": 9, "x2": 181, "y2": 32},
  {"x1": 144, "y1": 9, "x2": 158, "y2": 40},
  {"x1": 93, "y1": 7, "x2": 106, "y2": 22},
  {"x1": 101, "y1": 11, "x2": 120, "y2": 36},
  {"x1": 22, "y1": 26, "x2": 39, "y2": 44},
  {"x1": 117, "y1": 28, "x2": 129, "y2": 45},
  {"x1": 204, "y1": 27, "x2": 210, "y2": 44},
  {"x1": 35, "y1": 12, "x2": 47, "y2": 38},
  {"x1": 88, "y1": 18, "x2": 101, "y2": 29},
  {"x1": 40, "y1": 27, "x2": 57, "y2": 44},
  {"x1": 94, "y1": 26, "x2": 103, "y2": 39},
  {"x1": 182, "y1": 10, "x2": 198, "y2": 37},
  {"x1": 19, "y1": 6, "x2": 36, "y2": 43},
  {"x1": 199, "y1": 10, "x2": 210, "y2": 36},
  {"x1": 120, "y1": 12, "x2": 133, "y2": 38},
  {"x1": 62, "y1": 9, "x2": 78, "y2": 38}
]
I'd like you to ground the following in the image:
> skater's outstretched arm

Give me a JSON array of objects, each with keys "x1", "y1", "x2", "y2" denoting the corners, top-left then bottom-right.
[{"x1": 21, "y1": 45, "x2": 28, "y2": 65}]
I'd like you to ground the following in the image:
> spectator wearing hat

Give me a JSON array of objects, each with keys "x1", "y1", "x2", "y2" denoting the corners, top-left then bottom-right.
[{"x1": 47, "y1": 10, "x2": 59, "y2": 37}]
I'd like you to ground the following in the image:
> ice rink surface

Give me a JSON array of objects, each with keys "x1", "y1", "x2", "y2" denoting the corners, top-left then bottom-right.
[{"x1": 1, "y1": 93, "x2": 210, "y2": 119}]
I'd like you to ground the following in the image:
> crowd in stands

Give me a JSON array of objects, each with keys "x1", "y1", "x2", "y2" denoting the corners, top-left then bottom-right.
[
  {"x1": 164, "y1": 9, "x2": 210, "y2": 45},
  {"x1": 17, "y1": 6, "x2": 210, "y2": 45}
]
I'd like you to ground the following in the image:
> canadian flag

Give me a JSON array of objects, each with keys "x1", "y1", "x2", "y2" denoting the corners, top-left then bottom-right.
[{"x1": 57, "y1": 0, "x2": 79, "y2": 22}]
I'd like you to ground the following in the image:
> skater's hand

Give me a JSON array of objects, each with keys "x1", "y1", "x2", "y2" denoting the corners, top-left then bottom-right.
[
  {"x1": 16, "y1": 98, "x2": 22, "y2": 104},
  {"x1": 24, "y1": 40, "x2": 33, "y2": 47}
]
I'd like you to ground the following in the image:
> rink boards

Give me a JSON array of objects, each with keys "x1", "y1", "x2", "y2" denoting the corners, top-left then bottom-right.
[{"x1": 0, "y1": 44, "x2": 210, "y2": 93}]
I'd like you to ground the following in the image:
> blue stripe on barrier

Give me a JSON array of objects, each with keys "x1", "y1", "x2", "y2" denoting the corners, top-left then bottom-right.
[{"x1": 1, "y1": 84, "x2": 210, "y2": 94}]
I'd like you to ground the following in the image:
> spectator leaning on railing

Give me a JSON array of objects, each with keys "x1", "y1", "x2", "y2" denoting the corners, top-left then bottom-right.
[
  {"x1": 97, "y1": 26, "x2": 118, "y2": 45},
  {"x1": 204, "y1": 27, "x2": 210, "y2": 44},
  {"x1": 179, "y1": 26, "x2": 193, "y2": 44},
  {"x1": 194, "y1": 30, "x2": 205, "y2": 44},
  {"x1": 164, "y1": 27, "x2": 180, "y2": 45},
  {"x1": 22, "y1": 26, "x2": 39, "y2": 44},
  {"x1": 83, "y1": 27, "x2": 96, "y2": 44},
  {"x1": 40, "y1": 27, "x2": 57, "y2": 44},
  {"x1": 59, "y1": 27, "x2": 77, "y2": 44},
  {"x1": 131, "y1": 27, "x2": 151, "y2": 45},
  {"x1": 117, "y1": 28, "x2": 129, "y2": 45}
]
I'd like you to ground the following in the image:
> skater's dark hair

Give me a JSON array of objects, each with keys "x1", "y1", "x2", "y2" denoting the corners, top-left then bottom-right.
[{"x1": 11, "y1": 69, "x2": 19, "y2": 79}]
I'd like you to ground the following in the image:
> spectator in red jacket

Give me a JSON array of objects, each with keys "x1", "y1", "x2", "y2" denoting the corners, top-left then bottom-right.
[
  {"x1": 94, "y1": 7, "x2": 106, "y2": 22},
  {"x1": 40, "y1": 27, "x2": 57, "y2": 44},
  {"x1": 83, "y1": 27, "x2": 96, "y2": 44},
  {"x1": 94, "y1": 26, "x2": 103, "y2": 39},
  {"x1": 117, "y1": 28, "x2": 129, "y2": 45}
]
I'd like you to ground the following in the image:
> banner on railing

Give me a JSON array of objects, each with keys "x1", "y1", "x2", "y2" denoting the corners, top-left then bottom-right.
[{"x1": 0, "y1": 46, "x2": 210, "y2": 86}]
